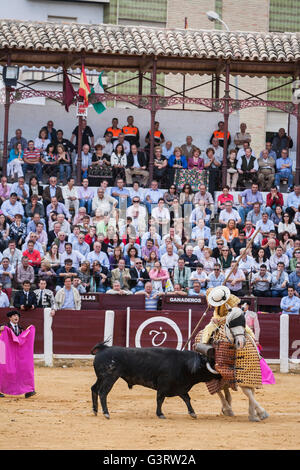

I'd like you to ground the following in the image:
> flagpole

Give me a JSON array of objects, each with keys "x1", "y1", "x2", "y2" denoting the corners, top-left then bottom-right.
[{"x1": 76, "y1": 114, "x2": 83, "y2": 184}]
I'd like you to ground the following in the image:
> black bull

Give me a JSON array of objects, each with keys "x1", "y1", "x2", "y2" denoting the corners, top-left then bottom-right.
[{"x1": 91, "y1": 342, "x2": 220, "y2": 419}]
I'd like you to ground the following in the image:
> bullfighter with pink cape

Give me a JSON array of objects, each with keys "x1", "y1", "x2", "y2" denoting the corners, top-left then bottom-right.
[{"x1": 0, "y1": 325, "x2": 35, "y2": 396}]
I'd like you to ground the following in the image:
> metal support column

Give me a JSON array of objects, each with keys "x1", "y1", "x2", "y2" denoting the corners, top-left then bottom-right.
[
  {"x1": 148, "y1": 57, "x2": 157, "y2": 183},
  {"x1": 2, "y1": 86, "x2": 11, "y2": 177},
  {"x1": 222, "y1": 64, "x2": 230, "y2": 188}
]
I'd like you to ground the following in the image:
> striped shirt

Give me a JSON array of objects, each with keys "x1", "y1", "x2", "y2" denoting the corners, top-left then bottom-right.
[{"x1": 23, "y1": 148, "x2": 41, "y2": 163}]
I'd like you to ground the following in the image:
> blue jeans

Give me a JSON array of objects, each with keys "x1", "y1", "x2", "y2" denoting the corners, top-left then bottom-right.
[
  {"x1": 132, "y1": 285, "x2": 145, "y2": 294},
  {"x1": 271, "y1": 289, "x2": 288, "y2": 297},
  {"x1": 238, "y1": 205, "x2": 251, "y2": 224},
  {"x1": 96, "y1": 285, "x2": 106, "y2": 293},
  {"x1": 59, "y1": 164, "x2": 71, "y2": 182},
  {"x1": 23, "y1": 163, "x2": 43, "y2": 182},
  {"x1": 274, "y1": 170, "x2": 293, "y2": 188},
  {"x1": 79, "y1": 199, "x2": 92, "y2": 215}
]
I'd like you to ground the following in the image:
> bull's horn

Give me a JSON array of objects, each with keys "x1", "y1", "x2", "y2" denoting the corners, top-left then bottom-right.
[{"x1": 206, "y1": 362, "x2": 219, "y2": 375}]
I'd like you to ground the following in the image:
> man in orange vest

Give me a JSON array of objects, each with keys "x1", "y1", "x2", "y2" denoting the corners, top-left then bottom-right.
[
  {"x1": 104, "y1": 117, "x2": 122, "y2": 143},
  {"x1": 145, "y1": 121, "x2": 165, "y2": 149},
  {"x1": 122, "y1": 115, "x2": 140, "y2": 148},
  {"x1": 209, "y1": 121, "x2": 231, "y2": 148}
]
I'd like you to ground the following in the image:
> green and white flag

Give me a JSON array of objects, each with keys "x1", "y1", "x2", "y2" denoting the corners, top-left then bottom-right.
[{"x1": 90, "y1": 72, "x2": 106, "y2": 114}]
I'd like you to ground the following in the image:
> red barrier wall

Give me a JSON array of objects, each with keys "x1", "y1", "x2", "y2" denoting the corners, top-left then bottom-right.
[{"x1": 0, "y1": 308, "x2": 44, "y2": 354}]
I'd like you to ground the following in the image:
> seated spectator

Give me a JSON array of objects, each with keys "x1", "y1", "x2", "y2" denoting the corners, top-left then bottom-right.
[
  {"x1": 106, "y1": 280, "x2": 132, "y2": 296},
  {"x1": 168, "y1": 147, "x2": 188, "y2": 184},
  {"x1": 272, "y1": 128, "x2": 293, "y2": 159},
  {"x1": 113, "y1": 133, "x2": 130, "y2": 155},
  {"x1": 194, "y1": 184, "x2": 214, "y2": 219},
  {"x1": 78, "y1": 178, "x2": 94, "y2": 215},
  {"x1": 145, "y1": 121, "x2": 165, "y2": 148},
  {"x1": 22, "y1": 240, "x2": 41, "y2": 271},
  {"x1": 278, "y1": 213, "x2": 297, "y2": 238},
  {"x1": 269, "y1": 246, "x2": 289, "y2": 272},
  {"x1": 226, "y1": 149, "x2": 238, "y2": 190},
  {"x1": 0, "y1": 283, "x2": 10, "y2": 308},
  {"x1": 222, "y1": 220, "x2": 239, "y2": 244},
  {"x1": 56, "y1": 143, "x2": 71, "y2": 184},
  {"x1": 23, "y1": 140, "x2": 43, "y2": 183},
  {"x1": 173, "y1": 258, "x2": 191, "y2": 291},
  {"x1": 218, "y1": 245, "x2": 233, "y2": 270},
  {"x1": 0, "y1": 214, "x2": 9, "y2": 251},
  {"x1": 8, "y1": 128, "x2": 27, "y2": 152},
  {"x1": 275, "y1": 149, "x2": 293, "y2": 192},
  {"x1": 208, "y1": 226, "x2": 226, "y2": 251},
  {"x1": 10, "y1": 176, "x2": 29, "y2": 205},
  {"x1": 110, "y1": 258, "x2": 131, "y2": 290},
  {"x1": 251, "y1": 264, "x2": 272, "y2": 297},
  {"x1": 14, "y1": 280, "x2": 37, "y2": 310},
  {"x1": 77, "y1": 261, "x2": 91, "y2": 292},
  {"x1": 280, "y1": 285, "x2": 300, "y2": 315},
  {"x1": 128, "y1": 181, "x2": 144, "y2": 202},
  {"x1": 136, "y1": 281, "x2": 162, "y2": 309},
  {"x1": 62, "y1": 177, "x2": 79, "y2": 216},
  {"x1": 238, "y1": 248, "x2": 256, "y2": 277},
  {"x1": 259, "y1": 141, "x2": 277, "y2": 160},
  {"x1": 72, "y1": 232, "x2": 90, "y2": 257},
  {"x1": 7, "y1": 143, "x2": 24, "y2": 180},
  {"x1": 200, "y1": 247, "x2": 215, "y2": 274},
  {"x1": 270, "y1": 205, "x2": 283, "y2": 230},
  {"x1": 257, "y1": 149, "x2": 275, "y2": 191},
  {"x1": 141, "y1": 238, "x2": 159, "y2": 264},
  {"x1": 163, "y1": 184, "x2": 179, "y2": 208},
  {"x1": 46, "y1": 196, "x2": 71, "y2": 223},
  {"x1": 289, "y1": 247, "x2": 300, "y2": 272},
  {"x1": 188, "y1": 263, "x2": 207, "y2": 291},
  {"x1": 204, "y1": 146, "x2": 222, "y2": 195},
  {"x1": 217, "y1": 185, "x2": 234, "y2": 213},
  {"x1": 230, "y1": 231, "x2": 247, "y2": 258},
  {"x1": 179, "y1": 183, "x2": 194, "y2": 206},
  {"x1": 180, "y1": 136, "x2": 198, "y2": 160},
  {"x1": 89, "y1": 144, "x2": 112, "y2": 179},
  {"x1": 246, "y1": 202, "x2": 263, "y2": 228},
  {"x1": 25, "y1": 194, "x2": 45, "y2": 220},
  {"x1": 56, "y1": 259, "x2": 78, "y2": 289},
  {"x1": 207, "y1": 263, "x2": 225, "y2": 288},
  {"x1": 90, "y1": 260, "x2": 111, "y2": 293},
  {"x1": 161, "y1": 141, "x2": 174, "y2": 159},
  {"x1": 126, "y1": 196, "x2": 147, "y2": 236},
  {"x1": 153, "y1": 146, "x2": 168, "y2": 186},
  {"x1": 237, "y1": 141, "x2": 255, "y2": 161},
  {"x1": 95, "y1": 131, "x2": 113, "y2": 155},
  {"x1": 190, "y1": 201, "x2": 210, "y2": 227},
  {"x1": 124, "y1": 246, "x2": 139, "y2": 269},
  {"x1": 41, "y1": 143, "x2": 58, "y2": 178},
  {"x1": 34, "y1": 279, "x2": 55, "y2": 312},
  {"x1": 265, "y1": 186, "x2": 284, "y2": 217},
  {"x1": 111, "y1": 143, "x2": 127, "y2": 182},
  {"x1": 54, "y1": 277, "x2": 81, "y2": 310},
  {"x1": 59, "y1": 242, "x2": 84, "y2": 269},
  {"x1": 92, "y1": 187, "x2": 117, "y2": 215},
  {"x1": 263, "y1": 237, "x2": 278, "y2": 259},
  {"x1": 56, "y1": 129, "x2": 75, "y2": 155},
  {"x1": 187, "y1": 148, "x2": 204, "y2": 171},
  {"x1": 0, "y1": 176, "x2": 11, "y2": 205},
  {"x1": 151, "y1": 198, "x2": 170, "y2": 237},
  {"x1": 42, "y1": 176, "x2": 64, "y2": 206},
  {"x1": 188, "y1": 280, "x2": 204, "y2": 297},
  {"x1": 75, "y1": 144, "x2": 92, "y2": 180},
  {"x1": 34, "y1": 127, "x2": 51, "y2": 156},
  {"x1": 219, "y1": 200, "x2": 241, "y2": 227},
  {"x1": 3, "y1": 240, "x2": 22, "y2": 269},
  {"x1": 145, "y1": 250, "x2": 159, "y2": 272},
  {"x1": 256, "y1": 212, "x2": 275, "y2": 237},
  {"x1": 149, "y1": 261, "x2": 170, "y2": 293},
  {"x1": 237, "y1": 148, "x2": 258, "y2": 188},
  {"x1": 209, "y1": 120, "x2": 231, "y2": 148},
  {"x1": 191, "y1": 219, "x2": 211, "y2": 243},
  {"x1": 180, "y1": 245, "x2": 198, "y2": 270},
  {"x1": 286, "y1": 185, "x2": 300, "y2": 220},
  {"x1": 234, "y1": 122, "x2": 251, "y2": 151},
  {"x1": 87, "y1": 241, "x2": 109, "y2": 269},
  {"x1": 144, "y1": 180, "x2": 164, "y2": 214},
  {"x1": 111, "y1": 178, "x2": 131, "y2": 210},
  {"x1": 271, "y1": 262, "x2": 289, "y2": 297},
  {"x1": 129, "y1": 258, "x2": 150, "y2": 293},
  {"x1": 225, "y1": 260, "x2": 246, "y2": 296},
  {"x1": 288, "y1": 263, "x2": 300, "y2": 296},
  {"x1": 37, "y1": 261, "x2": 56, "y2": 291},
  {"x1": 125, "y1": 144, "x2": 148, "y2": 187}
]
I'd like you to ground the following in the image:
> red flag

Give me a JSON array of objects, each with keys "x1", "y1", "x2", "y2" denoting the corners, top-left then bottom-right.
[
  {"x1": 78, "y1": 65, "x2": 91, "y2": 107},
  {"x1": 63, "y1": 69, "x2": 76, "y2": 112}
]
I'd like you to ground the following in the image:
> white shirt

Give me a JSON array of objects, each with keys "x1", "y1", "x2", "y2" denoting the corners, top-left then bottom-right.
[
  {"x1": 160, "y1": 252, "x2": 179, "y2": 269},
  {"x1": 152, "y1": 206, "x2": 170, "y2": 221},
  {"x1": 0, "y1": 291, "x2": 9, "y2": 308},
  {"x1": 219, "y1": 208, "x2": 241, "y2": 224}
]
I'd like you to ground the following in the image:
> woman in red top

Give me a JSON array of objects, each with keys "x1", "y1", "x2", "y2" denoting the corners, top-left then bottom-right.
[{"x1": 217, "y1": 185, "x2": 234, "y2": 212}]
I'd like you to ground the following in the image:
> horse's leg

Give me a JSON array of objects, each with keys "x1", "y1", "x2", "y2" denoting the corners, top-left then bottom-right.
[
  {"x1": 179, "y1": 393, "x2": 197, "y2": 419},
  {"x1": 217, "y1": 389, "x2": 234, "y2": 417},
  {"x1": 98, "y1": 374, "x2": 119, "y2": 419},
  {"x1": 241, "y1": 386, "x2": 268, "y2": 422},
  {"x1": 224, "y1": 384, "x2": 234, "y2": 416},
  {"x1": 156, "y1": 391, "x2": 166, "y2": 419},
  {"x1": 91, "y1": 380, "x2": 99, "y2": 415}
]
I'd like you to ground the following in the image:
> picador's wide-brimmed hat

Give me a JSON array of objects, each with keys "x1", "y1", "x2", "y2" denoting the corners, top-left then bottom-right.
[{"x1": 207, "y1": 286, "x2": 231, "y2": 307}]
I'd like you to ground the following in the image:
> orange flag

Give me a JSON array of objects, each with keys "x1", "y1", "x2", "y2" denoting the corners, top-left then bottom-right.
[{"x1": 78, "y1": 65, "x2": 91, "y2": 107}]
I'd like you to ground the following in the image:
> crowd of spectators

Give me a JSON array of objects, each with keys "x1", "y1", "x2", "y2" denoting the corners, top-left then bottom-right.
[{"x1": 1, "y1": 117, "x2": 299, "y2": 314}]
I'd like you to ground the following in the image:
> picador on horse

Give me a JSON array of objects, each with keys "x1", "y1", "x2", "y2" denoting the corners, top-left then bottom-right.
[{"x1": 193, "y1": 286, "x2": 275, "y2": 421}]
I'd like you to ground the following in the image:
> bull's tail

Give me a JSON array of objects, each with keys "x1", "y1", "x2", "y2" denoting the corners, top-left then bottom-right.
[{"x1": 91, "y1": 341, "x2": 110, "y2": 355}]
